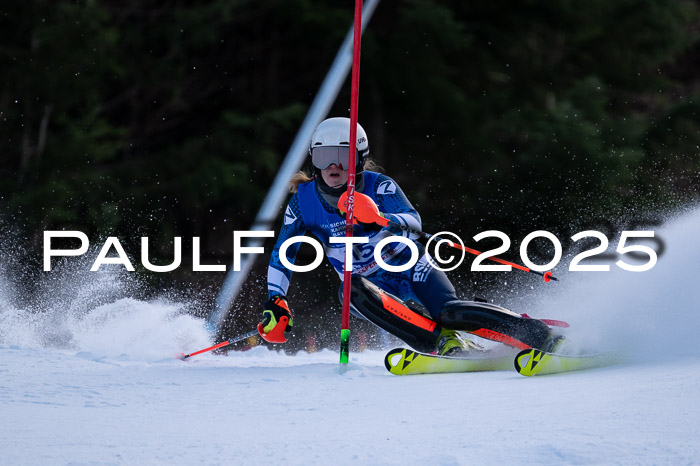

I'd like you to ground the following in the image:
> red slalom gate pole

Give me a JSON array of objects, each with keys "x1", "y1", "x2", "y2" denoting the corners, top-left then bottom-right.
[{"x1": 340, "y1": 0, "x2": 364, "y2": 367}]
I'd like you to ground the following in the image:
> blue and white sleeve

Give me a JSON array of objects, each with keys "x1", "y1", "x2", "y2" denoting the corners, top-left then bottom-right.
[
  {"x1": 267, "y1": 194, "x2": 306, "y2": 298},
  {"x1": 373, "y1": 174, "x2": 422, "y2": 239}
]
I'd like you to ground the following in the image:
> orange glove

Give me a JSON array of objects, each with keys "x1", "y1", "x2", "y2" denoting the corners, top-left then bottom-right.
[{"x1": 338, "y1": 191, "x2": 390, "y2": 227}]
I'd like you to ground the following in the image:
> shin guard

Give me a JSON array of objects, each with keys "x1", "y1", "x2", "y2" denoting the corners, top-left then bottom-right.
[{"x1": 347, "y1": 275, "x2": 440, "y2": 353}]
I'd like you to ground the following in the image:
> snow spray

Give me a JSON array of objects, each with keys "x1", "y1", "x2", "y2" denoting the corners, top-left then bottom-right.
[
  {"x1": 0, "y1": 250, "x2": 210, "y2": 361},
  {"x1": 526, "y1": 206, "x2": 700, "y2": 359}
]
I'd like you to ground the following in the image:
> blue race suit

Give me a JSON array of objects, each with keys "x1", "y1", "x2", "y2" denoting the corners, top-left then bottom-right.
[{"x1": 267, "y1": 171, "x2": 457, "y2": 320}]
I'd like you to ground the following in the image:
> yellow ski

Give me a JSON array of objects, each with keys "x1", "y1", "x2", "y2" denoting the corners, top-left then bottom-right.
[
  {"x1": 514, "y1": 349, "x2": 618, "y2": 376},
  {"x1": 384, "y1": 347, "x2": 515, "y2": 375}
]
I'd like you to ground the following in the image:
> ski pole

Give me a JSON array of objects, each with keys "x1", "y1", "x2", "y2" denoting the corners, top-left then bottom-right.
[
  {"x1": 179, "y1": 329, "x2": 259, "y2": 360},
  {"x1": 338, "y1": 192, "x2": 558, "y2": 282},
  {"x1": 388, "y1": 218, "x2": 557, "y2": 282}
]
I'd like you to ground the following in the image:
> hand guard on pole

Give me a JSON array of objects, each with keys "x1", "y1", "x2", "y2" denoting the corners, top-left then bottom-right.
[
  {"x1": 258, "y1": 296, "x2": 293, "y2": 343},
  {"x1": 338, "y1": 191, "x2": 389, "y2": 227}
]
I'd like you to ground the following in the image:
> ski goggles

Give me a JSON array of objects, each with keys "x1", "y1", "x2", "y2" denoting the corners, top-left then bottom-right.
[{"x1": 311, "y1": 146, "x2": 351, "y2": 170}]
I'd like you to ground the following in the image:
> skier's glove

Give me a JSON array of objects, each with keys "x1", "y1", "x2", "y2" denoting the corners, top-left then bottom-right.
[
  {"x1": 258, "y1": 296, "x2": 293, "y2": 343},
  {"x1": 338, "y1": 191, "x2": 390, "y2": 227}
]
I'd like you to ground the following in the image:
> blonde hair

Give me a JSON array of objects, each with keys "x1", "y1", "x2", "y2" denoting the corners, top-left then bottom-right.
[
  {"x1": 289, "y1": 170, "x2": 314, "y2": 193},
  {"x1": 288, "y1": 159, "x2": 383, "y2": 193}
]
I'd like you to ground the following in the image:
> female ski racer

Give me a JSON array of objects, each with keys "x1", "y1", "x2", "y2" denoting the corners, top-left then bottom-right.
[{"x1": 258, "y1": 117, "x2": 561, "y2": 355}]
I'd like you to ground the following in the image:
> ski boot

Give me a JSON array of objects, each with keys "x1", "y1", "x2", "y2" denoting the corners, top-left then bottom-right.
[
  {"x1": 436, "y1": 328, "x2": 482, "y2": 356},
  {"x1": 540, "y1": 333, "x2": 566, "y2": 353}
]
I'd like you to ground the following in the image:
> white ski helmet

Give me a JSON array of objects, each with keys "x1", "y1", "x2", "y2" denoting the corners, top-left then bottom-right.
[{"x1": 309, "y1": 117, "x2": 369, "y2": 172}]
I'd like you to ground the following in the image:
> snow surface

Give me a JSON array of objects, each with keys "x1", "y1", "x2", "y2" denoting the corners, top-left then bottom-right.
[{"x1": 2, "y1": 208, "x2": 700, "y2": 465}]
